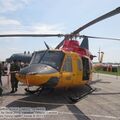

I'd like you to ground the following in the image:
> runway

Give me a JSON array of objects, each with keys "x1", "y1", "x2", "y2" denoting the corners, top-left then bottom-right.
[{"x1": 0, "y1": 73, "x2": 120, "y2": 120}]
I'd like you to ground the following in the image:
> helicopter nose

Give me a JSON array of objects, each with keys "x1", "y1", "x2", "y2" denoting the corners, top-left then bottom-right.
[
  {"x1": 16, "y1": 64, "x2": 59, "y2": 86},
  {"x1": 19, "y1": 64, "x2": 58, "y2": 75}
]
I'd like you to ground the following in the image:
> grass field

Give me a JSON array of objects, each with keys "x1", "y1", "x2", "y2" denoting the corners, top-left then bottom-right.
[
  {"x1": 94, "y1": 67, "x2": 120, "y2": 76},
  {"x1": 94, "y1": 70, "x2": 120, "y2": 76}
]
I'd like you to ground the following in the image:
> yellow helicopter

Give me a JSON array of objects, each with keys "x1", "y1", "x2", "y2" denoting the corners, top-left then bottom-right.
[{"x1": 0, "y1": 7, "x2": 120, "y2": 102}]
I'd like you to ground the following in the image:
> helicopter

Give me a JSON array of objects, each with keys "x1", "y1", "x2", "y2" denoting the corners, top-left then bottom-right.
[
  {"x1": 0, "y1": 7, "x2": 120, "y2": 102},
  {"x1": 6, "y1": 51, "x2": 32, "y2": 64}
]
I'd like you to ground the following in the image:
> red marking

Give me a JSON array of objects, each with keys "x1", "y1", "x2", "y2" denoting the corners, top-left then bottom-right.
[{"x1": 61, "y1": 40, "x2": 94, "y2": 60}]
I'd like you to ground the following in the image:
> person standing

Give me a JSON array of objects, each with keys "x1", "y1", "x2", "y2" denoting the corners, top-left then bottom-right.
[
  {"x1": 0, "y1": 62, "x2": 3, "y2": 95},
  {"x1": 10, "y1": 60, "x2": 20, "y2": 93},
  {"x1": 0, "y1": 62, "x2": 4, "y2": 86},
  {"x1": 6, "y1": 62, "x2": 11, "y2": 87}
]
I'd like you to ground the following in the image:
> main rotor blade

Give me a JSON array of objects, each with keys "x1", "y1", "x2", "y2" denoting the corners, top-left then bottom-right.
[
  {"x1": 56, "y1": 7, "x2": 120, "y2": 49},
  {"x1": 0, "y1": 34, "x2": 64, "y2": 37},
  {"x1": 72, "y1": 7, "x2": 120, "y2": 34},
  {"x1": 55, "y1": 34, "x2": 120, "y2": 49},
  {"x1": 81, "y1": 35, "x2": 120, "y2": 41}
]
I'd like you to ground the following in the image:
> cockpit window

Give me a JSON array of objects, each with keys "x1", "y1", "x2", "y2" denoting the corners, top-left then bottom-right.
[
  {"x1": 30, "y1": 52, "x2": 44, "y2": 64},
  {"x1": 30, "y1": 51, "x2": 65, "y2": 71}
]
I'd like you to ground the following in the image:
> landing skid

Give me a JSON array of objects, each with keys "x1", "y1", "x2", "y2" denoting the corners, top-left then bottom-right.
[
  {"x1": 68, "y1": 84, "x2": 96, "y2": 103},
  {"x1": 25, "y1": 86, "x2": 43, "y2": 95}
]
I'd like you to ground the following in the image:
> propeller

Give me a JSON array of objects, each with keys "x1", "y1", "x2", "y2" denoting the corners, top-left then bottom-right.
[
  {"x1": 0, "y1": 34, "x2": 64, "y2": 37},
  {"x1": 72, "y1": 7, "x2": 120, "y2": 34},
  {"x1": 55, "y1": 7, "x2": 120, "y2": 49},
  {"x1": 79, "y1": 35, "x2": 120, "y2": 50},
  {"x1": 0, "y1": 7, "x2": 120, "y2": 50},
  {"x1": 80, "y1": 35, "x2": 120, "y2": 41}
]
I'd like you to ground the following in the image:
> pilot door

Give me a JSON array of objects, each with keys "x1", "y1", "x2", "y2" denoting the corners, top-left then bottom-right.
[
  {"x1": 60, "y1": 55, "x2": 74, "y2": 88},
  {"x1": 82, "y1": 57, "x2": 90, "y2": 80}
]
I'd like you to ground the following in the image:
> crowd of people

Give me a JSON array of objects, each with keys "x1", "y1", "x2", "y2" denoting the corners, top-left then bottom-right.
[{"x1": 0, "y1": 60, "x2": 28, "y2": 96}]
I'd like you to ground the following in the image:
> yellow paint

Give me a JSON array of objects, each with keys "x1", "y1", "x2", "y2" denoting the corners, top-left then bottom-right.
[
  {"x1": 16, "y1": 50, "x2": 92, "y2": 89},
  {"x1": 16, "y1": 72, "x2": 60, "y2": 86}
]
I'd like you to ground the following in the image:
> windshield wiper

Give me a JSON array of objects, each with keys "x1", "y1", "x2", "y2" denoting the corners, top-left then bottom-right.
[{"x1": 38, "y1": 50, "x2": 48, "y2": 63}]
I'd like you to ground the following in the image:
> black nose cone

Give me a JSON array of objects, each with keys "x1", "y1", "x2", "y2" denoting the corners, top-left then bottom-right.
[{"x1": 20, "y1": 64, "x2": 58, "y2": 75}]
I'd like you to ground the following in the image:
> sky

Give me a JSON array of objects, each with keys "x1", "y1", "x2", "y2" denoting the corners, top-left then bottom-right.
[{"x1": 0, "y1": 0, "x2": 120, "y2": 63}]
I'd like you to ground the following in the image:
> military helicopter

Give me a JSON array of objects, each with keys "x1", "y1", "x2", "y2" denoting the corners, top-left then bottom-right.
[
  {"x1": 6, "y1": 51, "x2": 32, "y2": 63},
  {"x1": 0, "y1": 7, "x2": 120, "y2": 102}
]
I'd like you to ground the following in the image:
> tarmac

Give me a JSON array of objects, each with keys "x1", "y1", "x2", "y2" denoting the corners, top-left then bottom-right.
[{"x1": 0, "y1": 73, "x2": 120, "y2": 120}]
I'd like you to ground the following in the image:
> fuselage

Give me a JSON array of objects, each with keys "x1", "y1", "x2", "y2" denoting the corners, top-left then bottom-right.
[{"x1": 16, "y1": 49, "x2": 92, "y2": 89}]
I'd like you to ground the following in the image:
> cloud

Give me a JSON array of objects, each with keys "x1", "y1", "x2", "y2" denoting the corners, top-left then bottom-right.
[
  {"x1": 0, "y1": 0, "x2": 31, "y2": 13},
  {"x1": 0, "y1": 17, "x2": 21, "y2": 26},
  {"x1": 0, "y1": 19, "x2": 65, "y2": 59},
  {"x1": 0, "y1": 17, "x2": 65, "y2": 34},
  {"x1": 30, "y1": 24, "x2": 65, "y2": 34},
  {"x1": 0, "y1": 17, "x2": 22, "y2": 36},
  {"x1": 0, "y1": 19, "x2": 65, "y2": 60}
]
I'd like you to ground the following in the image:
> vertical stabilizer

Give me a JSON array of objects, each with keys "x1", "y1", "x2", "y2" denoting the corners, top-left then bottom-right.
[{"x1": 80, "y1": 36, "x2": 89, "y2": 49}]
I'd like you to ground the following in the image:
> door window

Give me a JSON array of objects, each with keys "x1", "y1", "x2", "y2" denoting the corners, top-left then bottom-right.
[
  {"x1": 77, "y1": 59, "x2": 82, "y2": 71},
  {"x1": 62, "y1": 56, "x2": 72, "y2": 72},
  {"x1": 82, "y1": 57, "x2": 90, "y2": 80}
]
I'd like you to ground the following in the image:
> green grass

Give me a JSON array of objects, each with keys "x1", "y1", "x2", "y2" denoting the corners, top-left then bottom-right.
[{"x1": 94, "y1": 70, "x2": 120, "y2": 76}]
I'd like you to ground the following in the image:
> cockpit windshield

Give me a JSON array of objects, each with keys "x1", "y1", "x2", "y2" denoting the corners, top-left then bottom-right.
[{"x1": 30, "y1": 50, "x2": 65, "y2": 71}]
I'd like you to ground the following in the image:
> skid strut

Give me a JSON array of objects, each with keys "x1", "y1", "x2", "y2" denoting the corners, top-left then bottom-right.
[
  {"x1": 68, "y1": 84, "x2": 96, "y2": 103},
  {"x1": 25, "y1": 86, "x2": 43, "y2": 94}
]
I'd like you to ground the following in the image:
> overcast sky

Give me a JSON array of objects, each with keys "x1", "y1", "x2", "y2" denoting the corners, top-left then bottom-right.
[{"x1": 0, "y1": 0, "x2": 120, "y2": 63}]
